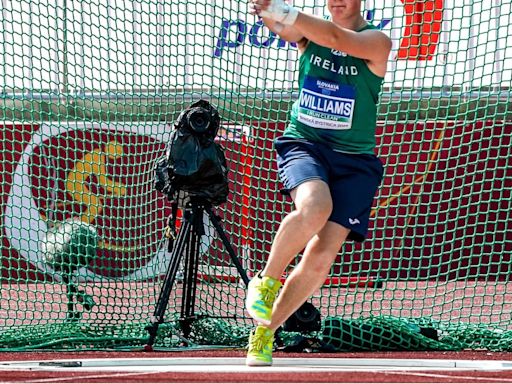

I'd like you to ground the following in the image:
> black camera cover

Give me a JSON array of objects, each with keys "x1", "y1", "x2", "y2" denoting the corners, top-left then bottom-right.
[
  {"x1": 175, "y1": 100, "x2": 220, "y2": 143},
  {"x1": 154, "y1": 100, "x2": 229, "y2": 206}
]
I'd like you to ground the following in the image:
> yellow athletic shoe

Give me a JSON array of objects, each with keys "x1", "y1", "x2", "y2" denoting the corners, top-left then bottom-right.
[
  {"x1": 246, "y1": 325, "x2": 274, "y2": 366},
  {"x1": 245, "y1": 273, "x2": 282, "y2": 325}
]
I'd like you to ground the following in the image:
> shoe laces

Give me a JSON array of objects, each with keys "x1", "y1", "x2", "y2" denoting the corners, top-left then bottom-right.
[
  {"x1": 249, "y1": 330, "x2": 271, "y2": 352},
  {"x1": 259, "y1": 286, "x2": 277, "y2": 307}
]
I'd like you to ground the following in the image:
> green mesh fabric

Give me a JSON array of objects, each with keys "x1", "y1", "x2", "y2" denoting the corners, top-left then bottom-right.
[{"x1": 0, "y1": 1, "x2": 511, "y2": 351}]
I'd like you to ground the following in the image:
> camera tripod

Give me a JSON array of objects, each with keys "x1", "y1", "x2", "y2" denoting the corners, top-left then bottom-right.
[{"x1": 145, "y1": 198, "x2": 250, "y2": 350}]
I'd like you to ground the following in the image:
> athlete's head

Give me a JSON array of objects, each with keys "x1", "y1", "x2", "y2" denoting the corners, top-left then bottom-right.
[{"x1": 327, "y1": 0, "x2": 363, "y2": 23}]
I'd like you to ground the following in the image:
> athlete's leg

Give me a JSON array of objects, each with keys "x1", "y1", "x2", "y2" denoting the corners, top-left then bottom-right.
[
  {"x1": 261, "y1": 178, "x2": 333, "y2": 280},
  {"x1": 266, "y1": 220, "x2": 350, "y2": 331}
]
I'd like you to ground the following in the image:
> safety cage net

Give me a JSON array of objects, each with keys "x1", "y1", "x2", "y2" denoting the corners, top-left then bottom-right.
[{"x1": 0, "y1": 0, "x2": 511, "y2": 351}]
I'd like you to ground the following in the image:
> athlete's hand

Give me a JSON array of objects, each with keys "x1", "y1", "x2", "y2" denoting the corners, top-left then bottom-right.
[{"x1": 249, "y1": 0, "x2": 299, "y2": 26}]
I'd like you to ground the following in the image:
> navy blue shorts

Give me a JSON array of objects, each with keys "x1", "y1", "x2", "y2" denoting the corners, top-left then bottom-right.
[{"x1": 275, "y1": 136, "x2": 384, "y2": 242}]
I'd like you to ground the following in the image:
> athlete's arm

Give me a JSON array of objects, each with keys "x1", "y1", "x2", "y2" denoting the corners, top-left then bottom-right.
[
  {"x1": 250, "y1": 0, "x2": 391, "y2": 76},
  {"x1": 249, "y1": 1, "x2": 308, "y2": 49},
  {"x1": 260, "y1": 17, "x2": 306, "y2": 46}
]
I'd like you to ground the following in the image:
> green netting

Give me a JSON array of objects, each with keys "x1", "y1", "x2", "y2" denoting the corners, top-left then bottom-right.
[{"x1": 0, "y1": 1, "x2": 511, "y2": 352}]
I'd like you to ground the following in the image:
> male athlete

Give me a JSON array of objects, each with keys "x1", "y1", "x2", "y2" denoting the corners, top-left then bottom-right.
[{"x1": 245, "y1": 0, "x2": 391, "y2": 366}]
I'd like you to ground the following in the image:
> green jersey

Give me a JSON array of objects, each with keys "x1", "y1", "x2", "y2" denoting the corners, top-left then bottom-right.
[{"x1": 284, "y1": 25, "x2": 384, "y2": 154}]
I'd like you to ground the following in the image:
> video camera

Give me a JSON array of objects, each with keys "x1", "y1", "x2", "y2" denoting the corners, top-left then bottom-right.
[{"x1": 154, "y1": 100, "x2": 229, "y2": 206}]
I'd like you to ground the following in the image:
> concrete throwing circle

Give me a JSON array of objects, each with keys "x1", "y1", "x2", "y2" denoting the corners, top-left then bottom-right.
[{"x1": 1, "y1": 357, "x2": 512, "y2": 373}]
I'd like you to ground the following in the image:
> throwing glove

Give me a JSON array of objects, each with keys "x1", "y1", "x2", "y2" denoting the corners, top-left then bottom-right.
[{"x1": 258, "y1": 0, "x2": 299, "y2": 26}]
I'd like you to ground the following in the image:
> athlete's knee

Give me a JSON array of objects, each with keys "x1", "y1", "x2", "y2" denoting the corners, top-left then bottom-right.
[{"x1": 293, "y1": 181, "x2": 332, "y2": 223}]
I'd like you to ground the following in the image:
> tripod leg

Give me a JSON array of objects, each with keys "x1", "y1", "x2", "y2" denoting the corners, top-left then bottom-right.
[
  {"x1": 205, "y1": 207, "x2": 250, "y2": 286},
  {"x1": 179, "y1": 206, "x2": 203, "y2": 338},
  {"x1": 145, "y1": 219, "x2": 192, "y2": 349}
]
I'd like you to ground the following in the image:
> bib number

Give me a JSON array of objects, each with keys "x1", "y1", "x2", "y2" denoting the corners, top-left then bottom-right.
[{"x1": 297, "y1": 76, "x2": 355, "y2": 130}]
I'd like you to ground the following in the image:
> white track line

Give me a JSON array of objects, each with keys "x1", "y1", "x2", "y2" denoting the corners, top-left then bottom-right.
[{"x1": 1, "y1": 357, "x2": 512, "y2": 373}]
